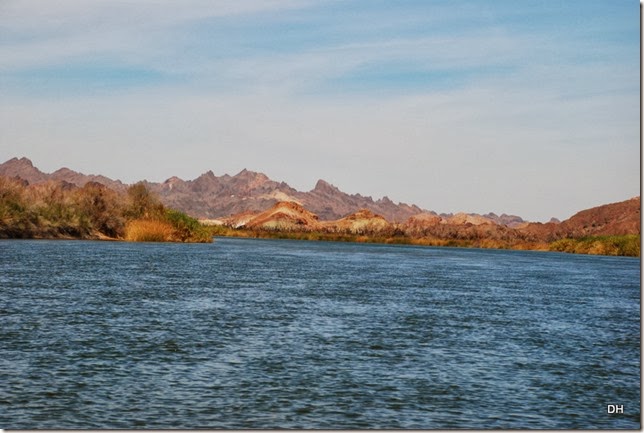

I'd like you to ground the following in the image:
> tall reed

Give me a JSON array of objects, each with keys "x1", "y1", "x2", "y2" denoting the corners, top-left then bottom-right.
[{"x1": 124, "y1": 219, "x2": 174, "y2": 242}]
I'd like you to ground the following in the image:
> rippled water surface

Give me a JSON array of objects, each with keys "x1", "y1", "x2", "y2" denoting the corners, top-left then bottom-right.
[{"x1": 0, "y1": 238, "x2": 640, "y2": 428}]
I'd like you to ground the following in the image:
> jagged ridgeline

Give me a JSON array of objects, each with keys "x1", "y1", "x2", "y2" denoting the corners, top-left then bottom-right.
[
  {"x1": 0, "y1": 157, "x2": 428, "y2": 222},
  {"x1": 0, "y1": 158, "x2": 640, "y2": 255}
]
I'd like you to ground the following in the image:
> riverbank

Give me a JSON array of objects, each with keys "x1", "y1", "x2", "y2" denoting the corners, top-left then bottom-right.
[
  {"x1": 205, "y1": 225, "x2": 639, "y2": 257},
  {"x1": 0, "y1": 177, "x2": 211, "y2": 243},
  {"x1": 2, "y1": 221, "x2": 638, "y2": 256},
  {"x1": 1, "y1": 175, "x2": 637, "y2": 253}
]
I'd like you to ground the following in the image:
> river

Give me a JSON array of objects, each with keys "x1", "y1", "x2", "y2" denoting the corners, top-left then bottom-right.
[{"x1": 0, "y1": 237, "x2": 640, "y2": 428}]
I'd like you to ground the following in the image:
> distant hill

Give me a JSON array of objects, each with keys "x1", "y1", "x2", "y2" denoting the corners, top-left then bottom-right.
[
  {"x1": 215, "y1": 196, "x2": 640, "y2": 255},
  {"x1": 519, "y1": 197, "x2": 641, "y2": 242},
  {"x1": 239, "y1": 201, "x2": 321, "y2": 232},
  {"x1": 0, "y1": 157, "x2": 429, "y2": 222},
  {"x1": 150, "y1": 170, "x2": 426, "y2": 222},
  {"x1": 0, "y1": 157, "x2": 126, "y2": 192},
  {"x1": 2, "y1": 157, "x2": 637, "y2": 236},
  {"x1": 220, "y1": 197, "x2": 640, "y2": 241},
  {"x1": 2, "y1": 157, "x2": 521, "y2": 223},
  {"x1": 0, "y1": 157, "x2": 639, "y2": 254},
  {"x1": 223, "y1": 202, "x2": 394, "y2": 235},
  {"x1": 560, "y1": 197, "x2": 640, "y2": 236}
]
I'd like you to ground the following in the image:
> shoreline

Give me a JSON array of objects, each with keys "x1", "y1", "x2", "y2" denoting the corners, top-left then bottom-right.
[{"x1": 2, "y1": 230, "x2": 638, "y2": 257}]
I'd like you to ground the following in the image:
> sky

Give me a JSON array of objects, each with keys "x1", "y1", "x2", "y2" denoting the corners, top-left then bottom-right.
[{"x1": 0, "y1": 0, "x2": 639, "y2": 222}]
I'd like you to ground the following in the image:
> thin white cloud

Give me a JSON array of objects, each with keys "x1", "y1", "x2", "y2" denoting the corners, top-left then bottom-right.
[
  {"x1": 0, "y1": 0, "x2": 313, "y2": 70},
  {"x1": 2, "y1": 68, "x2": 637, "y2": 222},
  {"x1": 0, "y1": 1, "x2": 638, "y2": 222}
]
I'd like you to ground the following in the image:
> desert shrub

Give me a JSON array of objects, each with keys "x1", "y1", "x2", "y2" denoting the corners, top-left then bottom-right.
[
  {"x1": 549, "y1": 238, "x2": 576, "y2": 253},
  {"x1": 124, "y1": 219, "x2": 174, "y2": 242},
  {"x1": 0, "y1": 177, "x2": 28, "y2": 226},
  {"x1": 0, "y1": 179, "x2": 39, "y2": 237},
  {"x1": 164, "y1": 209, "x2": 212, "y2": 242},
  {"x1": 616, "y1": 235, "x2": 641, "y2": 257},
  {"x1": 549, "y1": 235, "x2": 640, "y2": 257},
  {"x1": 75, "y1": 182, "x2": 125, "y2": 238},
  {"x1": 125, "y1": 182, "x2": 164, "y2": 220},
  {"x1": 12, "y1": 181, "x2": 92, "y2": 238},
  {"x1": 0, "y1": 175, "x2": 213, "y2": 242}
]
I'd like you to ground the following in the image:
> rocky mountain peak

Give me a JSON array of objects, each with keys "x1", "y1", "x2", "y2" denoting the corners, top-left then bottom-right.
[
  {"x1": 0, "y1": 157, "x2": 47, "y2": 184},
  {"x1": 190, "y1": 171, "x2": 222, "y2": 194},
  {"x1": 231, "y1": 169, "x2": 270, "y2": 189},
  {"x1": 164, "y1": 176, "x2": 183, "y2": 184},
  {"x1": 235, "y1": 168, "x2": 267, "y2": 180},
  {"x1": 0, "y1": 156, "x2": 32, "y2": 168},
  {"x1": 12, "y1": 157, "x2": 34, "y2": 167},
  {"x1": 194, "y1": 170, "x2": 218, "y2": 183},
  {"x1": 376, "y1": 196, "x2": 394, "y2": 205},
  {"x1": 162, "y1": 176, "x2": 184, "y2": 191},
  {"x1": 52, "y1": 167, "x2": 75, "y2": 175},
  {"x1": 312, "y1": 179, "x2": 340, "y2": 194},
  {"x1": 0, "y1": 158, "x2": 127, "y2": 191}
]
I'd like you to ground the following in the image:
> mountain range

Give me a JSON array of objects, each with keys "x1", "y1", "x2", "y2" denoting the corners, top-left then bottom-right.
[
  {"x1": 0, "y1": 157, "x2": 526, "y2": 225},
  {"x1": 0, "y1": 157, "x2": 639, "y2": 244}
]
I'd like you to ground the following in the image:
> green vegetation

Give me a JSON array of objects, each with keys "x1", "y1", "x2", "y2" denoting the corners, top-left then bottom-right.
[
  {"x1": 0, "y1": 177, "x2": 212, "y2": 243},
  {"x1": 204, "y1": 226, "x2": 549, "y2": 251},
  {"x1": 549, "y1": 235, "x2": 640, "y2": 257},
  {"x1": 163, "y1": 209, "x2": 212, "y2": 242},
  {"x1": 2, "y1": 174, "x2": 638, "y2": 254},
  {"x1": 207, "y1": 225, "x2": 640, "y2": 257}
]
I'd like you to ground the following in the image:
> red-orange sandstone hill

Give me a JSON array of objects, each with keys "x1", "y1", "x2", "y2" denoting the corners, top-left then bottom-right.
[
  {"x1": 519, "y1": 197, "x2": 640, "y2": 242},
  {"x1": 0, "y1": 158, "x2": 639, "y2": 243},
  {"x1": 225, "y1": 202, "x2": 394, "y2": 235},
  {"x1": 220, "y1": 196, "x2": 640, "y2": 246},
  {"x1": 239, "y1": 201, "x2": 321, "y2": 232}
]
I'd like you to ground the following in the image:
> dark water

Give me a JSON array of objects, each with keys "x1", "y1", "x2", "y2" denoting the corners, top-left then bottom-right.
[{"x1": 0, "y1": 237, "x2": 640, "y2": 429}]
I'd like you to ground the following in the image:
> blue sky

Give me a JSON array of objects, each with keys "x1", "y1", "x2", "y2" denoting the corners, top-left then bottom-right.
[{"x1": 0, "y1": 0, "x2": 639, "y2": 221}]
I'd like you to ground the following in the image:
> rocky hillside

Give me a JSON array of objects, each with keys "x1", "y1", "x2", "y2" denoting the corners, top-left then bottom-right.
[
  {"x1": 223, "y1": 202, "x2": 393, "y2": 235},
  {"x1": 326, "y1": 209, "x2": 392, "y2": 235},
  {"x1": 1, "y1": 158, "x2": 636, "y2": 238},
  {"x1": 297, "y1": 179, "x2": 423, "y2": 222},
  {"x1": 0, "y1": 157, "x2": 427, "y2": 222},
  {"x1": 153, "y1": 171, "x2": 427, "y2": 222},
  {"x1": 519, "y1": 197, "x2": 641, "y2": 242},
  {"x1": 220, "y1": 196, "x2": 640, "y2": 250},
  {"x1": 0, "y1": 157, "x2": 127, "y2": 192},
  {"x1": 559, "y1": 196, "x2": 640, "y2": 236},
  {"x1": 236, "y1": 201, "x2": 321, "y2": 232}
]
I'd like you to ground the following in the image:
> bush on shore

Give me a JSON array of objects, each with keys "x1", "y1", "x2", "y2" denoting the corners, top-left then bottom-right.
[
  {"x1": 549, "y1": 235, "x2": 640, "y2": 257},
  {"x1": 123, "y1": 185, "x2": 212, "y2": 243},
  {"x1": 124, "y1": 219, "x2": 175, "y2": 242},
  {"x1": 164, "y1": 209, "x2": 212, "y2": 243},
  {"x1": 0, "y1": 176, "x2": 212, "y2": 243}
]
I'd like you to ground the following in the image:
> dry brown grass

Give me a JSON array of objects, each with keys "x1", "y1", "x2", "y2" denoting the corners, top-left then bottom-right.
[{"x1": 124, "y1": 219, "x2": 174, "y2": 242}]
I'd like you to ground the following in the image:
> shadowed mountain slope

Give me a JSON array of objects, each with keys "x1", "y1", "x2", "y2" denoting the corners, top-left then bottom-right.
[
  {"x1": 1, "y1": 158, "x2": 637, "y2": 237},
  {"x1": 0, "y1": 158, "x2": 426, "y2": 222}
]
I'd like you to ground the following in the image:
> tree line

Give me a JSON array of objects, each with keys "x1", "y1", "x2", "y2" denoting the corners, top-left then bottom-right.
[{"x1": 0, "y1": 176, "x2": 211, "y2": 242}]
